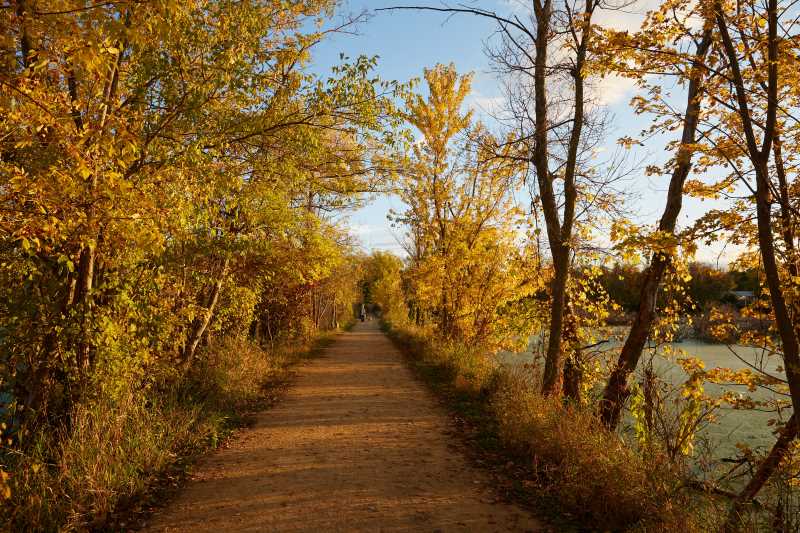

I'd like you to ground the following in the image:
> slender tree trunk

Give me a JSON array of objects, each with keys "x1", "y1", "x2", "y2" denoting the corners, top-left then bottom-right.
[
  {"x1": 531, "y1": 0, "x2": 564, "y2": 395},
  {"x1": 23, "y1": 270, "x2": 77, "y2": 423},
  {"x1": 600, "y1": 259, "x2": 665, "y2": 427},
  {"x1": 562, "y1": 296, "x2": 582, "y2": 403},
  {"x1": 182, "y1": 258, "x2": 229, "y2": 370},
  {"x1": 600, "y1": 28, "x2": 713, "y2": 428},
  {"x1": 750, "y1": 157, "x2": 800, "y2": 420},
  {"x1": 74, "y1": 242, "x2": 95, "y2": 379},
  {"x1": 773, "y1": 139, "x2": 800, "y2": 288},
  {"x1": 23, "y1": 336, "x2": 56, "y2": 424},
  {"x1": 15, "y1": 0, "x2": 33, "y2": 70},
  {"x1": 714, "y1": 0, "x2": 800, "y2": 510},
  {"x1": 562, "y1": 356, "x2": 582, "y2": 403},
  {"x1": 542, "y1": 248, "x2": 569, "y2": 394},
  {"x1": 540, "y1": 0, "x2": 592, "y2": 395},
  {"x1": 724, "y1": 414, "x2": 798, "y2": 531},
  {"x1": 24, "y1": 244, "x2": 96, "y2": 420},
  {"x1": 265, "y1": 310, "x2": 274, "y2": 350},
  {"x1": 250, "y1": 317, "x2": 261, "y2": 344}
]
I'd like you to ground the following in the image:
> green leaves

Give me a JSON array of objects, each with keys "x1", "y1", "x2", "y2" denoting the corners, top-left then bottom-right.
[{"x1": 0, "y1": 0, "x2": 392, "y2": 439}]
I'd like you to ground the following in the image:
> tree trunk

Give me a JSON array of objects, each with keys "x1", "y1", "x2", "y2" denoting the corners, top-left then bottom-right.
[
  {"x1": 542, "y1": 248, "x2": 569, "y2": 395},
  {"x1": 563, "y1": 355, "x2": 582, "y2": 403},
  {"x1": 23, "y1": 269, "x2": 78, "y2": 423},
  {"x1": 15, "y1": 0, "x2": 33, "y2": 70},
  {"x1": 562, "y1": 296, "x2": 582, "y2": 403},
  {"x1": 600, "y1": 259, "x2": 666, "y2": 427},
  {"x1": 600, "y1": 28, "x2": 712, "y2": 428},
  {"x1": 713, "y1": 0, "x2": 800, "y2": 509},
  {"x1": 250, "y1": 317, "x2": 261, "y2": 344},
  {"x1": 724, "y1": 414, "x2": 798, "y2": 531},
  {"x1": 182, "y1": 258, "x2": 229, "y2": 370},
  {"x1": 74, "y1": 242, "x2": 96, "y2": 381},
  {"x1": 531, "y1": 0, "x2": 563, "y2": 396},
  {"x1": 539, "y1": 0, "x2": 594, "y2": 396},
  {"x1": 265, "y1": 310, "x2": 274, "y2": 350}
]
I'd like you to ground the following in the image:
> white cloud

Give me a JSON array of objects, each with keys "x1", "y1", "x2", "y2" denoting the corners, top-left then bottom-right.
[
  {"x1": 595, "y1": 0, "x2": 704, "y2": 33},
  {"x1": 594, "y1": 0, "x2": 659, "y2": 33},
  {"x1": 590, "y1": 74, "x2": 638, "y2": 106},
  {"x1": 349, "y1": 222, "x2": 407, "y2": 255},
  {"x1": 467, "y1": 92, "x2": 504, "y2": 115},
  {"x1": 349, "y1": 223, "x2": 383, "y2": 236},
  {"x1": 497, "y1": 0, "x2": 659, "y2": 33}
]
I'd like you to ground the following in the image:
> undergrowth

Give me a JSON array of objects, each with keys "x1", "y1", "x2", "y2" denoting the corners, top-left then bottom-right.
[
  {"x1": 384, "y1": 321, "x2": 724, "y2": 532},
  {"x1": 3, "y1": 333, "x2": 334, "y2": 531}
]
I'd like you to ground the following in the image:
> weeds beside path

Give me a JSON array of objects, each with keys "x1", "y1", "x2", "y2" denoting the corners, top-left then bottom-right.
[
  {"x1": 383, "y1": 323, "x2": 721, "y2": 532},
  {"x1": 114, "y1": 334, "x2": 336, "y2": 530},
  {"x1": 144, "y1": 321, "x2": 543, "y2": 532}
]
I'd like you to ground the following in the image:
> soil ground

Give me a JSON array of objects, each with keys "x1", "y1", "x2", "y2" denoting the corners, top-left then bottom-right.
[{"x1": 145, "y1": 321, "x2": 544, "y2": 532}]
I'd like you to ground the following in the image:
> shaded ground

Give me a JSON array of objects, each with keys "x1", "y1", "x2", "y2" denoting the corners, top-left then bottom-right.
[{"x1": 145, "y1": 321, "x2": 543, "y2": 532}]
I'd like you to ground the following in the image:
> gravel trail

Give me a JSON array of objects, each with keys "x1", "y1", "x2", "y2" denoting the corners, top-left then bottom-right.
[{"x1": 146, "y1": 321, "x2": 543, "y2": 532}]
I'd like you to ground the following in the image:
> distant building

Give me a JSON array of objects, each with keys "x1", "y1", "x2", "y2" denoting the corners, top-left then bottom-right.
[{"x1": 728, "y1": 290, "x2": 755, "y2": 305}]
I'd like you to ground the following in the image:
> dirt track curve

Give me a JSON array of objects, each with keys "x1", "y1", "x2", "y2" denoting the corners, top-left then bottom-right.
[{"x1": 145, "y1": 320, "x2": 544, "y2": 532}]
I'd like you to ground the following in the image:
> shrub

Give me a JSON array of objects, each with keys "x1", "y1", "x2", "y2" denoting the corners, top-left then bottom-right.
[
  {"x1": 386, "y1": 323, "x2": 499, "y2": 392},
  {"x1": 387, "y1": 323, "x2": 723, "y2": 532},
  {"x1": 189, "y1": 335, "x2": 278, "y2": 410},
  {"x1": 3, "y1": 336, "x2": 292, "y2": 531},
  {"x1": 493, "y1": 369, "x2": 717, "y2": 530}
]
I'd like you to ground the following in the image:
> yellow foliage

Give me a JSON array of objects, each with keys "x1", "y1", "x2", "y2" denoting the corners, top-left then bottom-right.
[{"x1": 393, "y1": 64, "x2": 539, "y2": 351}]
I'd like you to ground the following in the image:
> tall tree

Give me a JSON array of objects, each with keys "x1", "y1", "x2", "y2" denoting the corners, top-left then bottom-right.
[
  {"x1": 394, "y1": 64, "x2": 537, "y2": 351},
  {"x1": 706, "y1": 0, "x2": 800, "y2": 518},
  {"x1": 383, "y1": 1, "x2": 603, "y2": 395},
  {"x1": 598, "y1": 2, "x2": 715, "y2": 429}
]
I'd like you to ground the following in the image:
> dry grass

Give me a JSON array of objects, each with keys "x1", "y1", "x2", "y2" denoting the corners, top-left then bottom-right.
[
  {"x1": 385, "y1": 323, "x2": 498, "y2": 390},
  {"x1": 8, "y1": 395, "x2": 205, "y2": 529},
  {"x1": 3, "y1": 335, "x2": 312, "y2": 531},
  {"x1": 386, "y1": 322, "x2": 723, "y2": 532},
  {"x1": 190, "y1": 335, "x2": 281, "y2": 411},
  {"x1": 493, "y1": 369, "x2": 719, "y2": 531}
]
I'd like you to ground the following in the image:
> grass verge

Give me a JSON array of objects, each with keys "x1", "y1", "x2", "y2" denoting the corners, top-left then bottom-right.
[
  {"x1": 4, "y1": 332, "x2": 337, "y2": 531},
  {"x1": 383, "y1": 321, "x2": 722, "y2": 532}
]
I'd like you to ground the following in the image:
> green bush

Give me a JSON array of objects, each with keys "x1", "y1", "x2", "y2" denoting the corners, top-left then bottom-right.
[{"x1": 3, "y1": 336, "x2": 296, "y2": 531}]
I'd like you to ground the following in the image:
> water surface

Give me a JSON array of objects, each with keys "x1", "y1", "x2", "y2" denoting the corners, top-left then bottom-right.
[{"x1": 502, "y1": 338, "x2": 787, "y2": 460}]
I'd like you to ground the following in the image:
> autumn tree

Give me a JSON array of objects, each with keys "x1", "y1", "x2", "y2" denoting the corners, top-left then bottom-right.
[
  {"x1": 393, "y1": 64, "x2": 538, "y2": 351},
  {"x1": 360, "y1": 250, "x2": 407, "y2": 324},
  {"x1": 597, "y1": 1, "x2": 715, "y2": 428},
  {"x1": 383, "y1": 1, "x2": 627, "y2": 396},
  {"x1": 690, "y1": 0, "x2": 800, "y2": 520},
  {"x1": 0, "y1": 0, "x2": 401, "y2": 434}
]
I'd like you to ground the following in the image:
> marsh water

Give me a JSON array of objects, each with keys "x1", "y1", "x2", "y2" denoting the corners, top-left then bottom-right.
[{"x1": 502, "y1": 338, "x2": 786, "y2": 461}]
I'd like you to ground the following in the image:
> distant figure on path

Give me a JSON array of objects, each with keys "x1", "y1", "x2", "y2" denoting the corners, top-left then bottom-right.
[{"x1": 359, "y1": 303, "x2": 366, "y2": 322}]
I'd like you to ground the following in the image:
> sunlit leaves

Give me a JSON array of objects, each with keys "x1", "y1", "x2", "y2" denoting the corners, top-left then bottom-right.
[
  {"x1": 392, "y1": 64, "x2": 536, "y2": 351},
  {"x1": 0, "y1": 0, "x2": 399, "y2": 433}
]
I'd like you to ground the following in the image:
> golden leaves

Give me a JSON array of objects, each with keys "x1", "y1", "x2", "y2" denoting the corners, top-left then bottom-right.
[{"x1": 394, "y1": 64, "x2": 535, "y2": 350}]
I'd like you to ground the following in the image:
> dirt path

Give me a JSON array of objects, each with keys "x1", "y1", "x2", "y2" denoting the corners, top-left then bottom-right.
[{"x1": 145, "y1": 321, "x2": 544, "y2": 532}]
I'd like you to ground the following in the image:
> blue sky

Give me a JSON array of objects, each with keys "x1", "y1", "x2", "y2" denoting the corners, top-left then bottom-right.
[{"x1": 309, "y1": 0, "x2": 740, "y2": 265}]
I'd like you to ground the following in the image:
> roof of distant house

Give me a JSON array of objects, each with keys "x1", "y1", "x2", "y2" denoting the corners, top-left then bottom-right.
[{"x1": 730, "y1": 290, "x2": 755, "y2": 298}]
